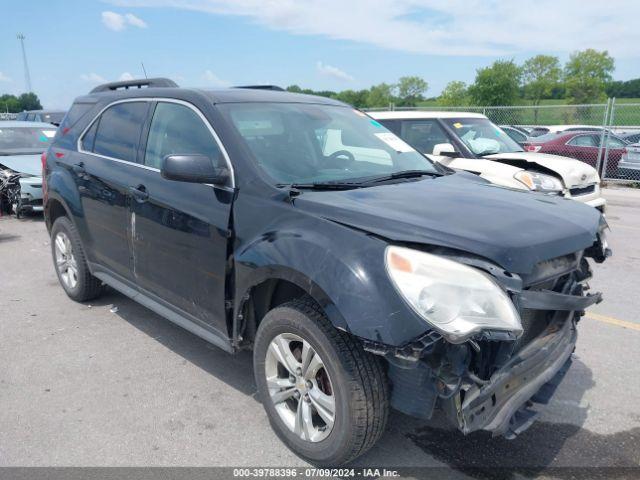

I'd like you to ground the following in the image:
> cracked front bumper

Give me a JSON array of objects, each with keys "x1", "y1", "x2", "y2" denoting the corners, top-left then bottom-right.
[{"x1": 453, "y1": 312, "x2": 577, "y2": 438}]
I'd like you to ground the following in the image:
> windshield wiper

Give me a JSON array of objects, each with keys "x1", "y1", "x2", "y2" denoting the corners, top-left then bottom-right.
[
  {"x1": 277, "y1": 182, "x2": 364, "y2": 190},
  {"x1": 358, "y1": 169, "x2": 442, "y2": 184},
  {"x1": 276, "y1": 170, "x2": 442, "y2": 191}
]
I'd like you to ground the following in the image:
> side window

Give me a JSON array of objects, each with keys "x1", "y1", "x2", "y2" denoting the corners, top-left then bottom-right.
[
  {"x1": 144, "y1": 102, "x2": 223, "y2": 169},
  {"x1": 507, "y1": 128, "x2": 526, "y2": 143},
  {"x1": 399, "y1": 120, "x2": 450, "y2": 154},
  {"x1": 606, "y1": 136, "x2": 625, "y2": 148},
  {"x1": 92, "y1": 102, "x2": 148, "y2": 162},
  {"x1": 81, "y1": 120, "x2": 99, "y2": 151},
  {"x1": 26, "y1": 114, "x2": 35, "y2": 121},
  {"x1": 378, "y1": 119, "x2": 401, "y2": 135},
  {"x1": 568, "y1": 135, "x2": 596, "y2": 147}
]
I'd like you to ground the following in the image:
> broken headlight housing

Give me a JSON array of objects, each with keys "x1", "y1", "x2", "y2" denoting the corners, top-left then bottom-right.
[
  {"x1": 514, "y1": 171, "x2": 563, "y2": 193},
  {"x1": 385, "y1": 246, "x2": 522, "y2": 344}
]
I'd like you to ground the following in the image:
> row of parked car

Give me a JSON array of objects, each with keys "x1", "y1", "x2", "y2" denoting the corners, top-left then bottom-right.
[
  {"x1": 500, "y1": 123, "x2": 640, "y2": 178},
  {"x1": 26, "y1": 78, "x2": 611, "y2": 465}
]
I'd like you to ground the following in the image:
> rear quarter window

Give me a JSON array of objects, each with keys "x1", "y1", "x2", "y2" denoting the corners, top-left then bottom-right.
[{"x1": 56, "y1": 102, "x2": 95, "y2": 139}]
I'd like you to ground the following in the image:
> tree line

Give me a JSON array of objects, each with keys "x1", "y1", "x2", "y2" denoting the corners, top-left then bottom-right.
[
  {"x1": 289, "y1": 49, "x2": 637, "y2": 109},
  {"x1": 3, "y1": 49, "x2": 638, "y2": 113},
  {"x1": 0, "y1": 92, "x2": 43, "y2": 113}
]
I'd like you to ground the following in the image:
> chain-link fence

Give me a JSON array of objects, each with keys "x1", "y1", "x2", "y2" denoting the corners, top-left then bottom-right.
[{"x1": 368, "y1": 99, "x2": 640, "y2": 183}]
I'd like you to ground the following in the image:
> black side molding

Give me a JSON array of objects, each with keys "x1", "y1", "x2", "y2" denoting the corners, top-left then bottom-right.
[
  {"x1": 518, "y1": 289, "x2": 602, "y2": 311},
  {"x1": 90, "y1": 77, "x2": 178, "y2": 93}
]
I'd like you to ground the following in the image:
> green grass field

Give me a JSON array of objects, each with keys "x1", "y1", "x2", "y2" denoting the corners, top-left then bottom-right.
[{"x1": 414, "y1": 98, "x2": 640, "y2": 126}]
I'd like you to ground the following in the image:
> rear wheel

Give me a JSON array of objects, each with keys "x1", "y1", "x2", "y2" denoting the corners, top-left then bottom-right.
[
  {"x1": 254, "y1": 298, "x2": 389, "y2": 465},
  {"x1": 51, "y1": 217, "x2": 103, "y2": 302}
]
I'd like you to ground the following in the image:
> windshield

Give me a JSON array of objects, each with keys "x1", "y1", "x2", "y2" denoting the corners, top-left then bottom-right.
[
  {"x1": 220, "y1": 103, "x2": 439, "y2": 185},
  {"x1": 0, "y1": 126, "x2": 57, "y2": 154},
  {"x1": 442, "y1": 118, "x2": 523, "y2": 155}
]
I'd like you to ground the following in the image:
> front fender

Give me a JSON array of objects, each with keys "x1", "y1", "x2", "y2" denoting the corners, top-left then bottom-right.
[{"x1": 234, "y1": 217, "x2": 430, "y2": 347}]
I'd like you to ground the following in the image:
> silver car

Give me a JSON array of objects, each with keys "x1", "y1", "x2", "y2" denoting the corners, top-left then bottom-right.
[{"x1": 0, "y1": 121, "x2": 57, "y2": 216}]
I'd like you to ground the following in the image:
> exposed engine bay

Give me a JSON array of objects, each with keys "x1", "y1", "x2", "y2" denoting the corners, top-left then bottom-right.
[
  {"x1": 363, "y1": 230, "x2": 610, "y2": 439},
  {"x1": 0, "y1": 165, "x2": 23, "y2": 215}
]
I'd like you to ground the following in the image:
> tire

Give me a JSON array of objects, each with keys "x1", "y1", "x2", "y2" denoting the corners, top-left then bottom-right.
[
  {"x1": 50, "y1": 216, "x2": 103, "y2": 302},
  {"x1": 254, "y1": 297, "x2": 389, "y2": 466}
]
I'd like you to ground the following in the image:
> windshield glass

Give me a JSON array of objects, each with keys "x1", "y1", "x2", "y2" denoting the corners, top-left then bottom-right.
[
  {"x1": 442, "y1": 117, "x2": 523, "y2": 155},
  {"x1": 220, "y1": 103, "x2": 438, "y2": 185},
  {"x1": 0, "y1": 126, "x2": 57, "y2": 154}
]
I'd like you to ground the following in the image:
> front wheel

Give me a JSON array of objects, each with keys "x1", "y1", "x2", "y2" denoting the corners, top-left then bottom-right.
[{"x1": 254, "y1": 298, "x2": 389, "y2": 465}]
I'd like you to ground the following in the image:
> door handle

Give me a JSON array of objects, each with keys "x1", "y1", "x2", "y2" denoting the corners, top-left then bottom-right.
[
  {"x1": 72, "y1": 163, "x2": 86, "y2": 174},
  {"x1": 129, "y1": 184, "x2": 149, "y2": 203}
]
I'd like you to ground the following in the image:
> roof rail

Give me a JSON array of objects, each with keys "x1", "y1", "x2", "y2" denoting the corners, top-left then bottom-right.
[
  {"x1": 233, "y1": 85, "x2": 285, "y2": 91},
  {"x1": 90, "y1": 77, "x2": 178, "y2": 94}
]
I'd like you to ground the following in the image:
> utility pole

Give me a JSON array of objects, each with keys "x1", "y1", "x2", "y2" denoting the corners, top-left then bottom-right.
[{"x1": 16, "y1": 33, "x2": 32, "y2": 92}]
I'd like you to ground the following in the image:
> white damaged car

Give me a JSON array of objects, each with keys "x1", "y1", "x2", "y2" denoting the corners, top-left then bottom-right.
[
  {"x1": 0, "y1": 121, "x2": 57, "y2": 216},
  {"x1": 370, "y1": 111, "x2": 606, "y2": 212}
]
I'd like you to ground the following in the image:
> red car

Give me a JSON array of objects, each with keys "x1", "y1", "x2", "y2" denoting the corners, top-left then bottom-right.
[{"x1": 523, "y1": 131, "x2": 628, "y2": 173}]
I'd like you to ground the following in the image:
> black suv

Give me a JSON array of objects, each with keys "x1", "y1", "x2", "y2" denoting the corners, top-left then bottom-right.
[{"x1": 44, "y1": 78, "x2": 609, "y2": 465}]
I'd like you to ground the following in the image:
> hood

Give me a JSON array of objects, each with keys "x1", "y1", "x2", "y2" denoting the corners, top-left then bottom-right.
[
  {"x1": 0, "y1": 154, "x2": 42, "y2": 177},
  {"x1": 485, "y1": 152, "x2": 599, "y2": 188},
  {"x1": 295, "y1": 172, "x2": 601, "y2": 275}
]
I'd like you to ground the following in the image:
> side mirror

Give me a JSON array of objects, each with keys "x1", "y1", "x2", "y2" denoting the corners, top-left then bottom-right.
[
  {"x1": 161, "y1": 154, "x2": 229, "y2": 185},
  {"x1": 432, "y1": 143, "x2": 460, "y2": 157}
]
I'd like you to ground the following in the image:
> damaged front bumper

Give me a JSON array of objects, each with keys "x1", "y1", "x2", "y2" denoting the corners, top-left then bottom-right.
[
  {"x1": 371, "y1": 248, "x2": 606, "y2": 440},
  {"x1": 451, "y1": 312, "x2": 576, "y2": 438}
]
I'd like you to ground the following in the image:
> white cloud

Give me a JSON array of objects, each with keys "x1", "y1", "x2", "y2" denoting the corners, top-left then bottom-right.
[
  {"x1": 202, "y1": 70, "x2": 230, "y2": 87},
  {"x1": 102, "y1": 11, "x2": 148, "y2": 31},
  {"x1": 124, "y1": 13, "x2": 148, "y2": 28},
  {"x1": 316, "y1": 61, "x2": 354, "y2": 82},
  {"x1": 102, "y1": 11, "x2": 126, "y2": 31},
  {"x1": 0, "y1": 72, "x2": 12, "y2": 82},
  {"x1": 119, "y1": 72, "x2": 135, "y2": 81},
  {"x1": 80, "y1": 73, "x2": 107, "y2": 83},
  {"x1": 105, "y1": 0, "x2": 640, "y2": 57}
]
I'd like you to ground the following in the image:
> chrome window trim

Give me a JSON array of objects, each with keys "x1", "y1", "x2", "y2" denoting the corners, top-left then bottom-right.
[{"x1": 76, "y1": 97, "x2": 236, "y2": 189}]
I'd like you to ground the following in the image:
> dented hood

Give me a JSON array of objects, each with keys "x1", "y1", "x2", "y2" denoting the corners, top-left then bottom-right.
[
  {"x1": 0, "y1": 154, "x2": 42, "y2": 177},
  {"x1": 485, "y1": 152, "x2": 599, "y2": 188},
  {"x1": 295, "y1": 173, "x2": 601, "y2": 274}
]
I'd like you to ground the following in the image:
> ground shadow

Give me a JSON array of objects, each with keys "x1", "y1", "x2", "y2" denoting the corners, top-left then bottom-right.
[
  {"x1": 90, "y1": 288, "x2": 256, "y2": 397},
  {"x1": 0, "y1": 232, "x2": 21, "y2": 243},
  {"x1": 402, "y1": 357, "x2": 639, "y2": 478}
]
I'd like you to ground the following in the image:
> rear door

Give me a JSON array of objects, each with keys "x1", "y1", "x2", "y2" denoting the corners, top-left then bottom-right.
[
  {"x1": 75, "y1": 100, "x2": 150, "y2": 280},
  {"x1": 128, "y1": 100, "x2": 234, "y2": 335}
]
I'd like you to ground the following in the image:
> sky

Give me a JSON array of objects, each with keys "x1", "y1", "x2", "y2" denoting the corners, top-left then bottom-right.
[{"x1": 1, "y1": 0, "x2": 639, "y2": 109}]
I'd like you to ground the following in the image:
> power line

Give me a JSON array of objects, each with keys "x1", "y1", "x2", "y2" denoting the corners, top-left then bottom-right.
[{"x1": 16, "y1": 33, "x2": 32, "y2": 93}]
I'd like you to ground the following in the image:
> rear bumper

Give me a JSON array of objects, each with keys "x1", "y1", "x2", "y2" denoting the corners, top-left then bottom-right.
[{"x1": 454, "y1": 313, "x2": 576, "y2": 438}]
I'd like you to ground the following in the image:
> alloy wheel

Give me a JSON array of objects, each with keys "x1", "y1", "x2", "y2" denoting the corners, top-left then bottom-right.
[
  {"x1": 264, "y1": 333, "x2": 335, "y2": 442},
  {"x1": 54, "y1": 232, "x2": 79, "y2": 290}
]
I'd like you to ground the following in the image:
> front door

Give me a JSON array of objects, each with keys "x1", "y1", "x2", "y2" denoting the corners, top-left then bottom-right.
[{"x1": 129, "y1": 100, "x2": 233, "y2": 336}]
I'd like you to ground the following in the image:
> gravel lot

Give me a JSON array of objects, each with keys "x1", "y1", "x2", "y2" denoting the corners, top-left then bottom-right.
[{"x1": 1, "y1": 186, "x2": 639, "y2": 476}]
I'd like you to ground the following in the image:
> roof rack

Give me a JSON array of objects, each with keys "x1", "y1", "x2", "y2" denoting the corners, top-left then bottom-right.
[
  {"x1": 90, "y1": 77, "x2": 178, "y2": 94},
  {"x1": 233, "y1": 85, "x2": 285, "y2": 91}
]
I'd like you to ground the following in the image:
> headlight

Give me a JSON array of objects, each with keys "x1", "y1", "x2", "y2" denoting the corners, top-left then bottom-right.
[
  {"x1": 514, "y1": 171, "x2": 563, "y2": 192},
  {"x1": 385, "y1": 246, "x2": 522, "y2": 343}
]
